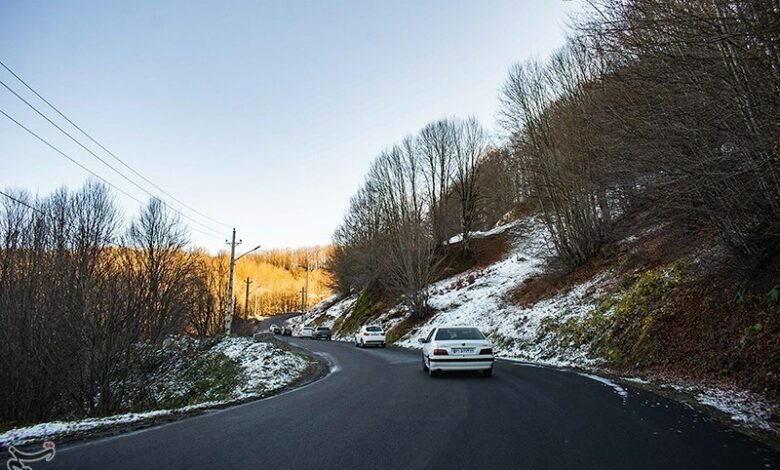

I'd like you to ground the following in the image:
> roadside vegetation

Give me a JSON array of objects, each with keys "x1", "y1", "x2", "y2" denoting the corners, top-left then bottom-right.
[
  {"x1": 0, "y1": 335, "x2": 317, "y2": 445},
  {"x1": 0, "y1": 182, "x2": 327, "y2": 434}
]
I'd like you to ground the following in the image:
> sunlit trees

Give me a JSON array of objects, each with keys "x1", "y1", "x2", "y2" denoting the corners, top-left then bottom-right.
[{"x1": 0, "y1": 182, "x2": 223, "y2": 422}]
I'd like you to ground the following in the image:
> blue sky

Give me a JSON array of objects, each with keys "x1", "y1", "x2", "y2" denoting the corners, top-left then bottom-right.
[{"x1": 0, "y1": 0, "x2": 579, "y2": 251}]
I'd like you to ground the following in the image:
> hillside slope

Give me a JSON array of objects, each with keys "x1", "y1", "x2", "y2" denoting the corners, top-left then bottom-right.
[{"x1": 293, "y1": 214, "x2": 780, "y2": 441}]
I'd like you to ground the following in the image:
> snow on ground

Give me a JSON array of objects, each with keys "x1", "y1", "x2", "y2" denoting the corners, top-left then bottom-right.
[
  {"x1": 392, "y1": 216, "x2": 607, "y2": 368},
  {"x1": 444, "y1": 220, "x2": 518, "y2": 245},
  {"x1": 0, "y1": 404, "x2": 208, "y2": 449},
  {"x1": 288, "y1": 294, "x2": 357, "y2": 335},
  {"x1": 0, "y1": 337, "x2": 311, "y2": 447},
  {"x1": 213, "y1": 337, "x2": 310, "y2": 397},
  {"x1": 662, "y1": 382, "x2": 780, "y2": 432},
  {"x1": 306, "y1": 216, "x2": 608, "y2": 365},
  {"x1": 578, "y1": 373, "x2": 628, "y2": 402}
]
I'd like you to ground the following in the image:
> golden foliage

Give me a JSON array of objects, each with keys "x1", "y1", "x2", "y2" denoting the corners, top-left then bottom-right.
[{"x1": 206, "y1": 245, "x2": 333, "y2": 318}]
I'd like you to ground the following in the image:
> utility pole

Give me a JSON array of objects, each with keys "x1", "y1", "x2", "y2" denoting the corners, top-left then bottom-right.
[
  {"x1": 300, "y1": 287, "x2": 306, "y2": 313},
  {"x1": 304, "y1": 267, "x2": 310, "y2": 313},
  {"x1": 225, "y1": 228, "x2": 241, "y2": 335},
  {"x1": 244, "y1": 277, "x2": 253, "y2": 318},
  {"x1": 224, "y1": 229, "x2": 261, "y2": 335},
  {"x1": 303, "y1": 249, "x2": 314, "y2": 313}
]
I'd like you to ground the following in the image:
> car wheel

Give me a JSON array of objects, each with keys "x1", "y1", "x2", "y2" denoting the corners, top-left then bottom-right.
[
  {"x1": 428, "y1": 364, "x2": 437, "y2": 378},
  {"x1": 360, "y1": 339, "x2": 364, "y2": 348},
  {"x1": 422, "y1": 356, "x2": 429, "y2": 372}
]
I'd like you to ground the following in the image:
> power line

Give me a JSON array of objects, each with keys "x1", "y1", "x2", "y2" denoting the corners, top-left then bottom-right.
[
  {"x1": 0, "y1": 108, "x2": 224, "y2": 241},
  {"x1": 0, "y1": 190, "x2": 45, "y2": 215},
  {"x1": 0, "y1": 59, "x2": 232, "y2": 230},
  {"x1": 0, "y1": 76, "x2": 225, "y2": 238}
]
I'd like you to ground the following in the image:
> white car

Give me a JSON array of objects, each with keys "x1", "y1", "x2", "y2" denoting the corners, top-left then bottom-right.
[
  {"x1": 419, "y1": 326, "x2": 494, "y2": 377},
  {"x1": 355, "y1": 325, "x2": 386, "y2": 348},
  {"x1": 297, "y1": 325, "x2": 314, "y2": 338}
]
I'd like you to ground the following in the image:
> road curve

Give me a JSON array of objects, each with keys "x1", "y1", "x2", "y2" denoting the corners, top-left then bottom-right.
[{"x1": 44, "y1": 336, "x2": 779, "y2": 469}]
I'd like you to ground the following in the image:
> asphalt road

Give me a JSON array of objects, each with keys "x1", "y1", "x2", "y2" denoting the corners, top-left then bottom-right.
[{"x1": 41, "y1": 329, "x2": 779, "y2": 469}]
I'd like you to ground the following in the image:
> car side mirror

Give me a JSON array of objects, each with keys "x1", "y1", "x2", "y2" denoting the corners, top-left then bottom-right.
[{"x1": 418, "y1": 338, "x2": 427, "y2": 344}]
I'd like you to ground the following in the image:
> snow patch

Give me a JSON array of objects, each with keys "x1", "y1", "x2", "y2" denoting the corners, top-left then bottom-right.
[
  {"x1": 444, "y1": 220, "x2": 518, "y2": 245},
  {"x1": 212, "y1": 337, "x2": 309, "y2": 398},
  {"x1": 661, "y1": 383, "x2": 779, "y2": 432}
]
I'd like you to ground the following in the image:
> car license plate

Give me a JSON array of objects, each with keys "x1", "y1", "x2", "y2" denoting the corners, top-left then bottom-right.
[{"x1": 452, "y1": 348, "x2": 474, "y2": 354}]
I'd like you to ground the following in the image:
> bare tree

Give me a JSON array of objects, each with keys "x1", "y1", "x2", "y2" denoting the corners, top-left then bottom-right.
[
  {"x1": 417, "y1": 119, "x2": 457, "y2": 245},
  {"x1": 453, "y1": 117, "x2": 489, "y2": 253}
]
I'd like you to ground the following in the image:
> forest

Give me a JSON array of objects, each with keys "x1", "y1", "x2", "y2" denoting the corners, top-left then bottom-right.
[
  {"x1": 0, "y1": 182, "x2": 329, "y2": 425},
  {"x1": 329, "y1": 0, "x2": 780, "y2": 316}
]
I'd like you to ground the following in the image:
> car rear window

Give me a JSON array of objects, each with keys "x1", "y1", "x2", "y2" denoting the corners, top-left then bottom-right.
[
  {"x1": 434, "y1": 328, "x2": 485, "y2": 340},
  {"x1": 366, "y1": 326, "x2": 382, "y2": 332},
  {"x1": 317, "y1": 327, "x2": 330, "y2": 332}
]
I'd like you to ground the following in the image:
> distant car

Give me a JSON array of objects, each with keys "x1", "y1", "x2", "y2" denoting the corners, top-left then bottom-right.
[
  {"x1": 314, "y1": 326, "x2": 332, "y2": 340},
  {"x1": 355, "y1": 325, "x2": 386, "y2": 348},
  {"x1": 269, "y1": 324, "x2": 281, "y2": 334},
  {"x1": 282, "y1": 326, "x2": 293, "y2": 336},
  {"x1": 298, "y1": 325, "x2": 314, "y2": 338},
  {"x1": 419, "y1": 326, "x2": 494, "y2": 377}
]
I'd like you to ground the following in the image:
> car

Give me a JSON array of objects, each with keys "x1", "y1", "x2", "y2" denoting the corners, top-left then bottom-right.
[
  {"x1": 313, "y1": 326, "x2": 332, "y2": 340},
  {"x1": 298, "y1": 325, "x2": 314, "y2": 338},
  {"x1": 269, "y1": 324, "x2": 281, "y2": 334},
  {"x1": 355, "y1": 325, "x2": 386, "y2": 348},
  {"x1": 419, "y1": 326, "x2": 494, "y2": 377},
  {"x1": 282, "y1": 326, "x2": 292, "y2": 336}
]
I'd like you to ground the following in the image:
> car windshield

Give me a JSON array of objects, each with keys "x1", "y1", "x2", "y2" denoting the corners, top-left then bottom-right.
[
  {"x1": 434, "y1": 328, "x2": 484, "y2": 340},
  {"x1": 366, "y1": 326, "x2": 382, "y2": 332}
]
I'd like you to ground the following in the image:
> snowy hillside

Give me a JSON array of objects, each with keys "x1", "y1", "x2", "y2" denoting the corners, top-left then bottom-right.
[{"x1": 302, "y1": 215, "x2": 610, "y2": 366}]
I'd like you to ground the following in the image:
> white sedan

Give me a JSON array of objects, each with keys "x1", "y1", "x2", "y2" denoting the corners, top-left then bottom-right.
[
  {"x1": 297, "y1": 325, "x2": 314, "y2": 338},
  {"x1": 355, "y1": 325, "x2": 386, "y2": 348},
  {"x1": 419, "y1": 326, "x2": 494, "y2": 377}
]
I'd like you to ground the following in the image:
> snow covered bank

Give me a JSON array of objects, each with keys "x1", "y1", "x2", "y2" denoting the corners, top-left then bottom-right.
[
  {"x1": 212, "y1": 337, "x2": 312, "y2": 397},
  {"x1": 0, "y1": 337, "x2": 313, "y2": 447},
  {"x1": 389, "y1": 216, "x2": 607, "y2": 368},
  {"x1": 307, "y1": 216, "x2": 607, "y2": 361}
]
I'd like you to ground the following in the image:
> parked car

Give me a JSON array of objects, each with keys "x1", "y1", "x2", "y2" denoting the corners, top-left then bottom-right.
[
  {"x1": 282, "y1": 326, "x2": 293, "y2": 336},
  {"x1": 314, "y1": 326, "x2": 332, "y2": 340},
  {"x1": 298, "y1": 325, "x2": 314, "y2": 338},
  {"x1": 355, "y1": 325, "x2": 386, "y2": 348},
  {"x1": 419, "y1": 326, "x2": 494, "y2": 377},
  {"x1": 269, "y1": 324, "x2": 281, "y2": 334}
]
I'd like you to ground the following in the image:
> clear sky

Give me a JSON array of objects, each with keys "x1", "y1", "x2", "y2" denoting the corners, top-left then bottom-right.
[{"x1": 0, "y1": 0, "x2": 579, "y2": 252}]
